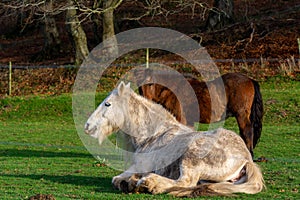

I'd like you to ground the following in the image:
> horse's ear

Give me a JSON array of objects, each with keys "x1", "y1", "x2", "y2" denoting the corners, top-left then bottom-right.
[
  {"x1": 125, "y1": 82, "x2": 131, "y2": 89},
  {"x1": 117, "y1": 81, "x2": 131, "y2": 96}
]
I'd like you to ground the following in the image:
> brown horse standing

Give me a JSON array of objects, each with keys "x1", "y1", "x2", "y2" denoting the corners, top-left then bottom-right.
[{"x1": 137, "y1": 71, "x2": 263, "y2": 157}]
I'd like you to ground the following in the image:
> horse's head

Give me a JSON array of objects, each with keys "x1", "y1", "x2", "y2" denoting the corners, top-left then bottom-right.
[{"x1": 84, "y1": 82, "x2": 131, "y2": 144}]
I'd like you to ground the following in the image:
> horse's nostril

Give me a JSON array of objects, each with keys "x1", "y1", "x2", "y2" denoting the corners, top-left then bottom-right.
[
  {"x1": 84, "y1": 123, "x2": 91, "y2": 134},
  {"x1": 84, "y1": 123, "x2": 97, "y2": 135}
]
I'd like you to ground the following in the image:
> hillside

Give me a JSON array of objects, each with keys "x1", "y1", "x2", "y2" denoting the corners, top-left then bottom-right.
[{"x1": 0, "y1": 0, "x2": 299, "y2": 96}]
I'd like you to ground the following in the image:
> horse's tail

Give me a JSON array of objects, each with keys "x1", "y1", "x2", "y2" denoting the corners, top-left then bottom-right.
[
  {"x1": 250, "y1": 80, "x2": 264, "y2": 148},
  {"x1": 169, "y1": 162, "x2": 265, "y2": 197}
]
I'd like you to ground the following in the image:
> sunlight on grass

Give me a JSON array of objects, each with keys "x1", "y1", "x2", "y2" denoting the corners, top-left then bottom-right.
[{"x1": 0, "y1": 78, "x2": 299, "y2": 199}]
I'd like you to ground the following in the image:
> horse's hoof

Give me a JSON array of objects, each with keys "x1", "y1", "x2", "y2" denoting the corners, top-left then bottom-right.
[
  {"x1": 112, "y1": 177, "x2": 120, "y2": 190},
  {"x1": 136, "y1": 177, "x2": 147, "y2": 187},
  {"x1": 120, "y1": 180, "x2": 130, "y2": 193},
  {"x1": 136, "y1": 176, "x2": 163, "y2": 194}
]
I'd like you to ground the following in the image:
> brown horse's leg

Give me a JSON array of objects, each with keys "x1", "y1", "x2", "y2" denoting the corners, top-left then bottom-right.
[{"x1": 236, "y1": 114, "x2": 254, "y2": 158}]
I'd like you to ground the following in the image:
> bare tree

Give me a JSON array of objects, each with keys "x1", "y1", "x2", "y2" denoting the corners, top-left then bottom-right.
[
  {"x1": 66, "y1": 0, "x2": 89, "y2": 66},
  {"x1": 91, "y1": 1, "x2": 102, "y2": 44},
  {"x1": 0, "y1": 0, "x2": 123, "y2": 65},
  {"x1": 205, "y1": 0, "x2": 234, "y2": 31},
  {"x1": 65, "y1": 0, "x2": 123, "y2": 62},
  {"x1": 0, "y1": 0, "x2": 63, "y2": 60},
  {"x1": 119, "y1": 0, "x2": 235, "y2": 32},
  {"x1": 120, "y1": 0, "x2": 211, "y2": 21},
  {"x1": 42, "y1": 0, "x2": 61, "y2": 58},
  {"x1": 102, "y1": 0, "x2": 122, "y2": 59},
  {"x1": 0, "y1": 0, "x2": 235, "y2": 65}
]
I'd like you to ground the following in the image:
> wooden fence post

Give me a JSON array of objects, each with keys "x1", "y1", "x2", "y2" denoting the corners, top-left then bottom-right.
[
  {"x1": 8, "y1": 61, "x2": 12, "y2": 96},
  {"x1": 297, "y1": 38, "x2": 300, "y2": 67},
  {"x1": 297, "y1": 38, "x2": 300, "y2": 55},
  {"x1": 146, "y1": 48, "x2": 149, "y2": 68}
]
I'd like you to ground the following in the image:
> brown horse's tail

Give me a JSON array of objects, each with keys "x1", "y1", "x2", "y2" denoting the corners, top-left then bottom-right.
[
  {"x1": 168, "y1": 162, "x2": 265, "y2": 197},
  {"x1": 250, "y1": 80, "x2": 264, "y2": 148}
]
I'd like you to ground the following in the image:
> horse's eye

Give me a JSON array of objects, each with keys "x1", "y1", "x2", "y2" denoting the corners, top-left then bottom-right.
[{"x1": 105, "y1": 102, "x2": 111, "y2": 107}]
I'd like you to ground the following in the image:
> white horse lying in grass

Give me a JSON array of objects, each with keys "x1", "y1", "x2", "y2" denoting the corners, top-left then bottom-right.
[{"x1": 84, "y1": 82, "x2": 264, "y2": 197}]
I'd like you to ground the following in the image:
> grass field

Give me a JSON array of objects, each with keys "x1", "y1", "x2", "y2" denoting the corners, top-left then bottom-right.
[{"x1": 0, "y1": 77, "x2": 299, "y2": 199}]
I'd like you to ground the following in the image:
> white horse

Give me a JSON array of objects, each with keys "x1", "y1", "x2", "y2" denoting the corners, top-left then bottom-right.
[{"x1": 84, "y1": 82, "x2": 264, "y2": 197}]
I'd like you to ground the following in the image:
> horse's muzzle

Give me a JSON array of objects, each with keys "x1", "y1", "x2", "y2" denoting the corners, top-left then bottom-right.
[{"x1": 84, "y1": 123, "x2": 97, "y2": 135}]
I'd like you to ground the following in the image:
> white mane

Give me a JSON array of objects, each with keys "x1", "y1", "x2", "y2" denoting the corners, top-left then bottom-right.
[{"x1": 123, "y1": 86, "x2": 192, "y2": 148}]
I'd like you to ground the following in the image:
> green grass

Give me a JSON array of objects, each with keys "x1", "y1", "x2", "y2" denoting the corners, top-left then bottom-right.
[{"x1": 0, "y1": 78, "x2": 299, "y2": 199}]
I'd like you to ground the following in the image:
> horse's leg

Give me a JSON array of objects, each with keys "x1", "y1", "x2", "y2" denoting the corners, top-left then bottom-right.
[
  {"x1": 137, "y1": 165, "x2": 199, "y2": 194},
  {"x1": 236, "y1": 113, "x2": 254, "y2": 157}
]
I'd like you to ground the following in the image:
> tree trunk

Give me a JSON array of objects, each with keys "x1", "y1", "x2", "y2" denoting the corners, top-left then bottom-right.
[
  {"x1": 102, "y1": 0, "x2": 120, "y2": 61},
  {"x1": 92, "y1": 1, "x2": 102, "y2": 44},
  {"x1": 43, "y1": 15, "x2": 61, "y2": 55},
  {"x1": 205, "y1": 0, "x2": 234, "y2": 31},
  {"x1": 37, "y1": 0, "x2": 61, "y2": 60},
  {"x1": 66, "y1": 0, "x2": 89, "y2": 66},
  {"x1": 92, "y1": 13, "x2": 102, "y2": 44}
]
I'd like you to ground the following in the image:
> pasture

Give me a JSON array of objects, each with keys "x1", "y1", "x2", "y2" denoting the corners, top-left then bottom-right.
[{"x1": 0, "y1": 77, "x2": 299, "y2": 199}]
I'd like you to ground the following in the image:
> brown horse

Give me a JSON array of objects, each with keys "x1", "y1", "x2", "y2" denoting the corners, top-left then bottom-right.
[{"x1": 136, "y1": 70, "x2": 263, "y2": 157}]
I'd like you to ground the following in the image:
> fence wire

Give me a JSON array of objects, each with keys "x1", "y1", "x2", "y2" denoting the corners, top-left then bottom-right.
[
  {"x1": 1, "y1": 56, "x2": 299, "y2": 96},
  {"x1": 0, "y1": 57, "x2": 298, "y2": 69}
]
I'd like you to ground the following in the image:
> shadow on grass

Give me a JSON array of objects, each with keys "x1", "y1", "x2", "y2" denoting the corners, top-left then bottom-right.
[
  {"x1": 1, "y1": 148, "x2": 90, "y2": 158},
  {"x1": 0, "y1": 173, "x2": 118, "y2": 193}
]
